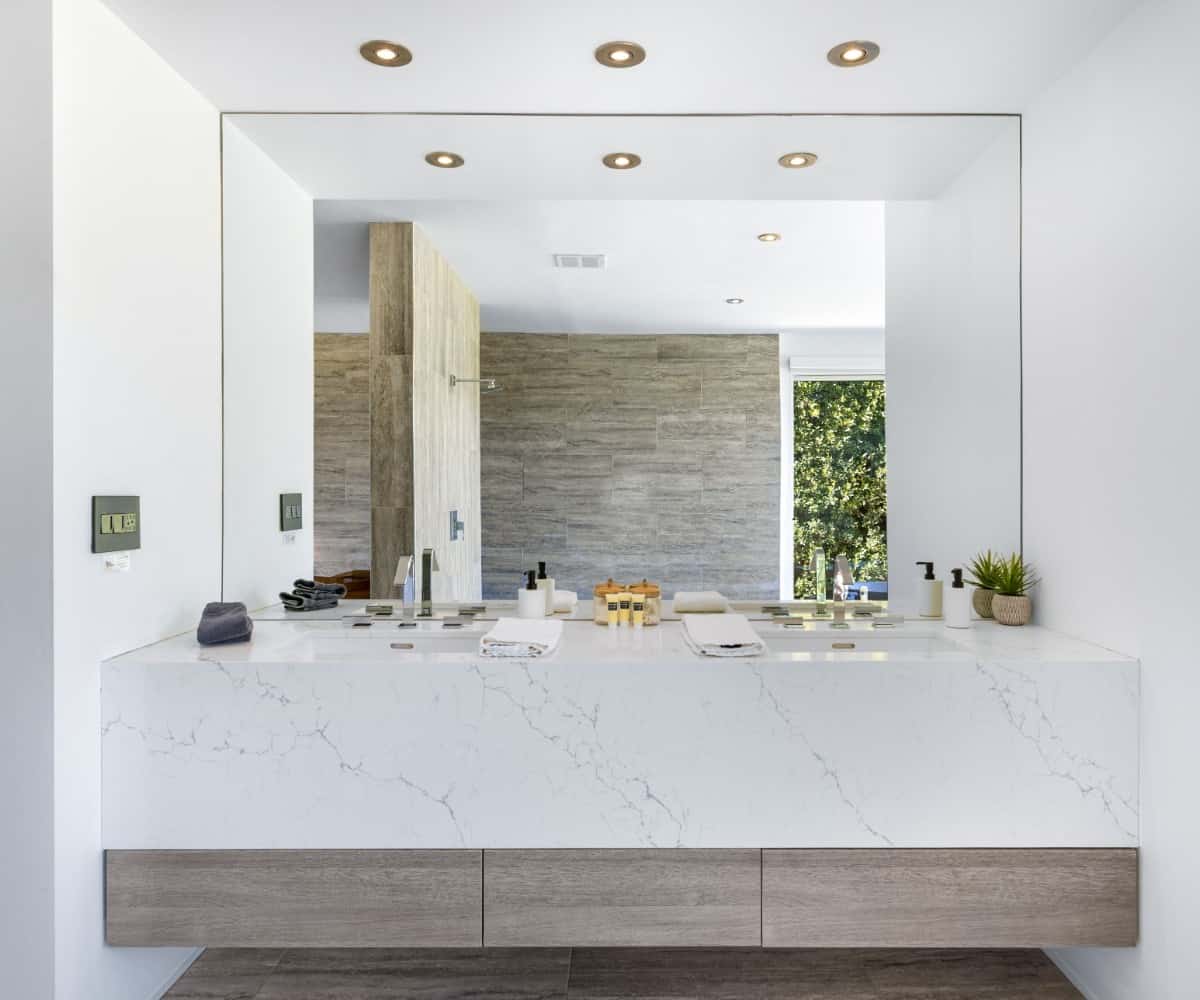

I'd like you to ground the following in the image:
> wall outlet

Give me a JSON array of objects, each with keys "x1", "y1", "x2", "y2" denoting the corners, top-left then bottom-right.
[
  {"x1": 449, "y1": 509, "x2": 465, "y2": 541},
  {"x1": 92, "y1": 496, "x2": 140, "y2": 553},
  {"x1": 279, "y1": 493, "x2": 303, "y2": 532}
]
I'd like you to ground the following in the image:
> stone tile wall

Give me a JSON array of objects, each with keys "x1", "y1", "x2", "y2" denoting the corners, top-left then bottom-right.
[{"x1": 480, "y1": 333, "x2": 781, "y2": 600}]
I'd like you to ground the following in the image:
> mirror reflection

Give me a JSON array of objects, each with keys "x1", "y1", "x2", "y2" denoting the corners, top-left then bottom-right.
[{"x1": 221, "y1": 114, "x2": 1020, "y2": 615}]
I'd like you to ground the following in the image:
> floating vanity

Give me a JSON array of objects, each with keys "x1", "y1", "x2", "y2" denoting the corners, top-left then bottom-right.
[{"x1": 103, "y1": 607, "x2": 1138, "y2": 950}]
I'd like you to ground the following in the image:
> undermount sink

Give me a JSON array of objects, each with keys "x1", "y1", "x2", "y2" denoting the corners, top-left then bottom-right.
[{"x1": 758, "y1": 627, "x2": 960, "y2": 656}]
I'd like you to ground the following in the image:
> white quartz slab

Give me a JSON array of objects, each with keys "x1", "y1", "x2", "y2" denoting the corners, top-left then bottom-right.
[{"x1": 102, "y1": 619, "x2": 1138, "y2": 849}]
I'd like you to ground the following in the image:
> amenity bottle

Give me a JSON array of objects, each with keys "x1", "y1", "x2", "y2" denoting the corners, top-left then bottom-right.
[
  {"x1": 536, "y1": 561, "x2": 555, "y2": 616},
  {"x1": 518, "y1": 570, "x2": 544, "y2": 619},
  {"x1": 916, "y1": 561, "x2": 943, "y2": 618},
  {"x1": 945, "y1": 568, "x2": 971, "y2": 629}
]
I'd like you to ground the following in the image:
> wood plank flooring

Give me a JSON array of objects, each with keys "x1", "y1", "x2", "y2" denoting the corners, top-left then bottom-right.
[{"x1": 164, "y1": 948, "x2": 1082, "y2": 999}]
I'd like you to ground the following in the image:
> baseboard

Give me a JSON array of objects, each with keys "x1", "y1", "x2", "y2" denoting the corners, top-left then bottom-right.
[{"x1": 148, "y1": 947, "x2": 202, "y2": 1000}]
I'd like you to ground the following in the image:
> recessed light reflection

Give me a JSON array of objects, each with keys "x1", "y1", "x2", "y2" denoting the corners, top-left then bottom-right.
[
  {"x1": 726, "y1": 298, "x2": 745, "y2": 304},
  {"x1": 757, "y1": 232, "x2": 782, "y2": 243},
  {"x1": 425, "y1": 151, "x2": 465, "y2": 168},
  {"x1": 779, "y1": 152, "x2": 818, "y2": 169},
  {"x1": 602, "y1": 152, "x2": 642, "y2": 170}
]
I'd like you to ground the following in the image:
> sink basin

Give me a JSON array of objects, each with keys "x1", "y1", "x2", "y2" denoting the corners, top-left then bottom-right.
[{"x1": 758, "y1": 628, "x2": 960, "y2": 656}]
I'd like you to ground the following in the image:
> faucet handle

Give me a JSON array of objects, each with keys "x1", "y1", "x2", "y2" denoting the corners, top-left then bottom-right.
[{"x1": 423, "y1": 547, "x2": 439, "y2": 572}]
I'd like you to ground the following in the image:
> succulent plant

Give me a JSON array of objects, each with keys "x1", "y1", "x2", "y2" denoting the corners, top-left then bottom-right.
[
  {"x1": 991, "y1": 552, "x2": 1041, "y2": 597},
  {"x1": 965, "y1": 549, "x2": 1004, "y2": 591}
]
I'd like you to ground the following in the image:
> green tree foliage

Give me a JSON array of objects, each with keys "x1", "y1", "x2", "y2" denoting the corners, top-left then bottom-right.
[{"x1": 793, "y1": 380, "x2": 888, "y2": 599}]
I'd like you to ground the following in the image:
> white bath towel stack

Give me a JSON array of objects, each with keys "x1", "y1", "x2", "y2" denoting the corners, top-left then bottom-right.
[
  {"x1": 681, "y1": 613, "x2": 766, "y2": 658},
  {"x1": 671, "y1": 590, "x2": 730, "y2": 614},
  {"x1": 479, "y1": 618, "x2": 564, "y2": 658}
]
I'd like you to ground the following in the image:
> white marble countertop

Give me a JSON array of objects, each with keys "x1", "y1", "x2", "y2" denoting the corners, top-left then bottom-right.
[{"x1": 102, "y1": 616, "x2": 1138, "y2": 851}]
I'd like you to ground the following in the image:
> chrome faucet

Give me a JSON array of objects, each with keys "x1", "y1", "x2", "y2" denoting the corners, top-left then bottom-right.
[
  {"x1": 393, "y1": 554, "x2": 416, "y2": 619},
  {"x1": 419, "y1": 548, "x2": 438, "y2": 617}
]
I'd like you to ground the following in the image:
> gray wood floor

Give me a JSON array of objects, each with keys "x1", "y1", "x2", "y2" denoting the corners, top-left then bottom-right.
[{"x1": 164, "y1": 947, "x2": 1082, "y2": 999}]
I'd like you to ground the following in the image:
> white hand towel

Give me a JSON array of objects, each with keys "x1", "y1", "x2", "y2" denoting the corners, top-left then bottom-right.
[
  {"x1": 672, "y1": 590, "x2": 730, "y2": 614},
  {"x1": 681, "y1": 613, "x2": 765, "y2": 657},
  {"x1": 480, "y1": 617, "x2": 563, "y2": 658},
  {"x1": 552, "y1": 590, "x2": 578, "y2": 614}
]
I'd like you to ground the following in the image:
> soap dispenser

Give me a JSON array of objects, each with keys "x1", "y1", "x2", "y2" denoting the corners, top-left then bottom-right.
[
  {"x1": 536, "y1": 561, "x2": 555, "y2": 616},
  {"x1": 518, "y1": 571, "x2": 543, "y2": 619},
  {"x1": 916, "y1": 561, "x2": 943, "y2": 618},
  {"x1": 945, "y1": 568, "x2": 971, "y2": 629}
]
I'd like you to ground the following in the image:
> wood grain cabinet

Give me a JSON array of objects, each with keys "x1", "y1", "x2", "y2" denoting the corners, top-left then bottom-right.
[
  {"x1": 762, "y1": 848, "x2": 1138, "y2": 948},
  {"x1": 483, "y1": 849, "x2": 761, "y2": 947},
  {"x1": 106, "y1": 849, "x2": 483, "y2": 947},
  {"x1": 106, "y1": 847, "x2": 1138, "y2": 949}
]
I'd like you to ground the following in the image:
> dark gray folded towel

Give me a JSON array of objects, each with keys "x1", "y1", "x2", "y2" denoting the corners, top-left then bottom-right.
[
  {"x1": 197, "y1": 601, "x2": 253, "y2": 645},
  {"x1": 294, "y1": 578, "x2": 347, "y2": 598},
  {"x1": 280, "y1": 591, "x2": 339, "y2": 612}
]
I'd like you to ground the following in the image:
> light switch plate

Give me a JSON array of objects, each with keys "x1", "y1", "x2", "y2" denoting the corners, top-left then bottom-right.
[
  {"x1": 279, "y1": 493, "x2": 303, "y2": 532},
  {"x1": 92, "y1": 496, "x2": 140, "y2": 553}
]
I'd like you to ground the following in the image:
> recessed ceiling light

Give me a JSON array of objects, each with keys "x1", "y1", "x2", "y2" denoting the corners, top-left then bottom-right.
[
  {"x1": 595, "y1": 41, "x2": 646, "y2": 68},
  {"x1": 360, "y1": 40, "x2": 413, "y2": 67},
  {"x1": 757, "y1": 232, "x2": 782, "y2": 243},
  {"x1": 827, "y1": 40, "x2": 880, "y2": 67},
  {"x1": 779, "y1": 152, "x2": 818, "y2": 169},
  {"x1": 602, "y1": 152, "x2": 642, "y2": 170},
  {"x1": 725, "y1": 298, "x2": 745, "y2": 305},
  {"x1": 425, "y1": 151, "x2": 464, "y2": 168}
]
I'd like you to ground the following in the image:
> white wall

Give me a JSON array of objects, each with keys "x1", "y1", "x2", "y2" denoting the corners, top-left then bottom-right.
[
  {"x1": 2, "y1": 0, "x2": 55, "y2": 996},
  {"x1": 52, "y1": 0, "x2": 221, "y2": 995},
  {"x1": 885, "y1": 126, "x2": 1022, "y2": 613},
  {"x1": 221, "y1": 122, "x2": 314, "y2": 609},
  {"x1": 777, "y1": 330, "x2": 886, "y2": 598},
  {"x1": 1022, "y1": 1, "x2": 1200, "y2": 996}
]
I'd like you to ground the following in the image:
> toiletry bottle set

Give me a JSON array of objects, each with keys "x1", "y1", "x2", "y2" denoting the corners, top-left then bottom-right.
[
  {"x1": 592, "y1": 577, "x2": 658, "y2": 627},
  {"x1": 517, "y1": 570, "x2": 544, "y2": 619}
]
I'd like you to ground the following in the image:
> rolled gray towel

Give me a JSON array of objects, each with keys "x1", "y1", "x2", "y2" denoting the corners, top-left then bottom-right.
[
  {"x1": 280, "y1": 591, "x2": 339, "y2": 612},
  {"x1": 294, "y1": 578, "x2": 347, "y2": 598},
  {"x1": 197, "y1": 602, "x2": 253, "y2": 645}
]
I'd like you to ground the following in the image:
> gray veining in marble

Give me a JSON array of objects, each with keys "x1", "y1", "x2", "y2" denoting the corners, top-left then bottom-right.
[{"x1": 481, "y1": 333, "x2": 780, "y2": 599}]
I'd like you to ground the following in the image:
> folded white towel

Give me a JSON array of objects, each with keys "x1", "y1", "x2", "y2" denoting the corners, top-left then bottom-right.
[
  {"x1": 672, "y1": 590, "x2": 730, "y2": 614},
  {"x1": 480, "y1": 617, "x2": 563, "y2": 658},
  {"x1": 552, "y1": 590, "x2": 578, "y2": 614},
  {"x1": 681, "y1": 613, "x2": 765, "y2": 657}
]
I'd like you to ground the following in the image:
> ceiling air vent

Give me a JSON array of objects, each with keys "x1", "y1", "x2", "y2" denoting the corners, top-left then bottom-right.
[{"x1": 553, "y1": 253, "x2": 607, "y2": 270}]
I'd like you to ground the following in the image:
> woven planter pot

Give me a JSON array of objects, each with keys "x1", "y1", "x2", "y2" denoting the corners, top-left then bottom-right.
[
  {"x1": 972, "y1": 587, "x2": 995, "y2": 619},
  {"x1": 992, "y1": 594, "x2": 1032, "y2": 626}
]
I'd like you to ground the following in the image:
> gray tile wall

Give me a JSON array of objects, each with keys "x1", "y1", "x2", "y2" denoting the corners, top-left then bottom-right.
[{"x1": 480, "y1": 333, "x2": 781, "y2": 601}]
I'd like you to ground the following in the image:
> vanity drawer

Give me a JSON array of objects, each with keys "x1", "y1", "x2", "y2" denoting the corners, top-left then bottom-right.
[
  {"x1": 106, "y1": 849, "x2": 482, "y2": 947},
  {"x1": 762, "y1": 848, "x2": 1138, "y2": 948},
  {"x1": 483, "y1": 848, "x2": 761, "y2": 946}
]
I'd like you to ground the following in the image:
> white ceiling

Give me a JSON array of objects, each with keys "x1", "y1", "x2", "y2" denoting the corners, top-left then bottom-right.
[
  {"x1": 229, "y1": 113, "x2": 1015, "y2": 201},
  {"x1": 102, "y1": 0, "x2": 1139, "y2": 114},
  {"x1": 314, "y1": 200, "x2": 885, "y2": 334}
]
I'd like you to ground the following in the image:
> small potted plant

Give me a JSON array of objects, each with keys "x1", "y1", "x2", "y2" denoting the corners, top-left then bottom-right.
[
  {"x1": 965, "y1": 549, "x2": 1003, "y2": 619},
  {"x1": 990, "y1": 552, "x2": 1040, "y2": 626}
]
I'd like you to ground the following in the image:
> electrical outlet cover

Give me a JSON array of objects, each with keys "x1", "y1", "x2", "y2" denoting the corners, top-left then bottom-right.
[
  {"x1": 92, "y1": 496, "x2": 141, "y2": 553},
  {"x1": 280, "y1": 493, "x2": 303, "y2": 532}
]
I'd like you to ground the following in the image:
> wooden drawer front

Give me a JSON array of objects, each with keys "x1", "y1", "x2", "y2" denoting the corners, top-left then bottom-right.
[
  {"x1": 106, "y1": 849, "x2": 482, "y2": 947},
  {"x1": 762, "y1": 848, "x2": 1138, "y2": 948},
  {"x1": 484, "y1": 849, "x2": 761, "y2": 946}
]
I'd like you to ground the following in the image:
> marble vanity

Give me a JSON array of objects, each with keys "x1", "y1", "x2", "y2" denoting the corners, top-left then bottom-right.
[
  {"x1": 103, "y1": 609, "x2": 1137, "y2": 850},
  {"x1": 101, "y1": 607, "x2": 1139, "y2": 950}
]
